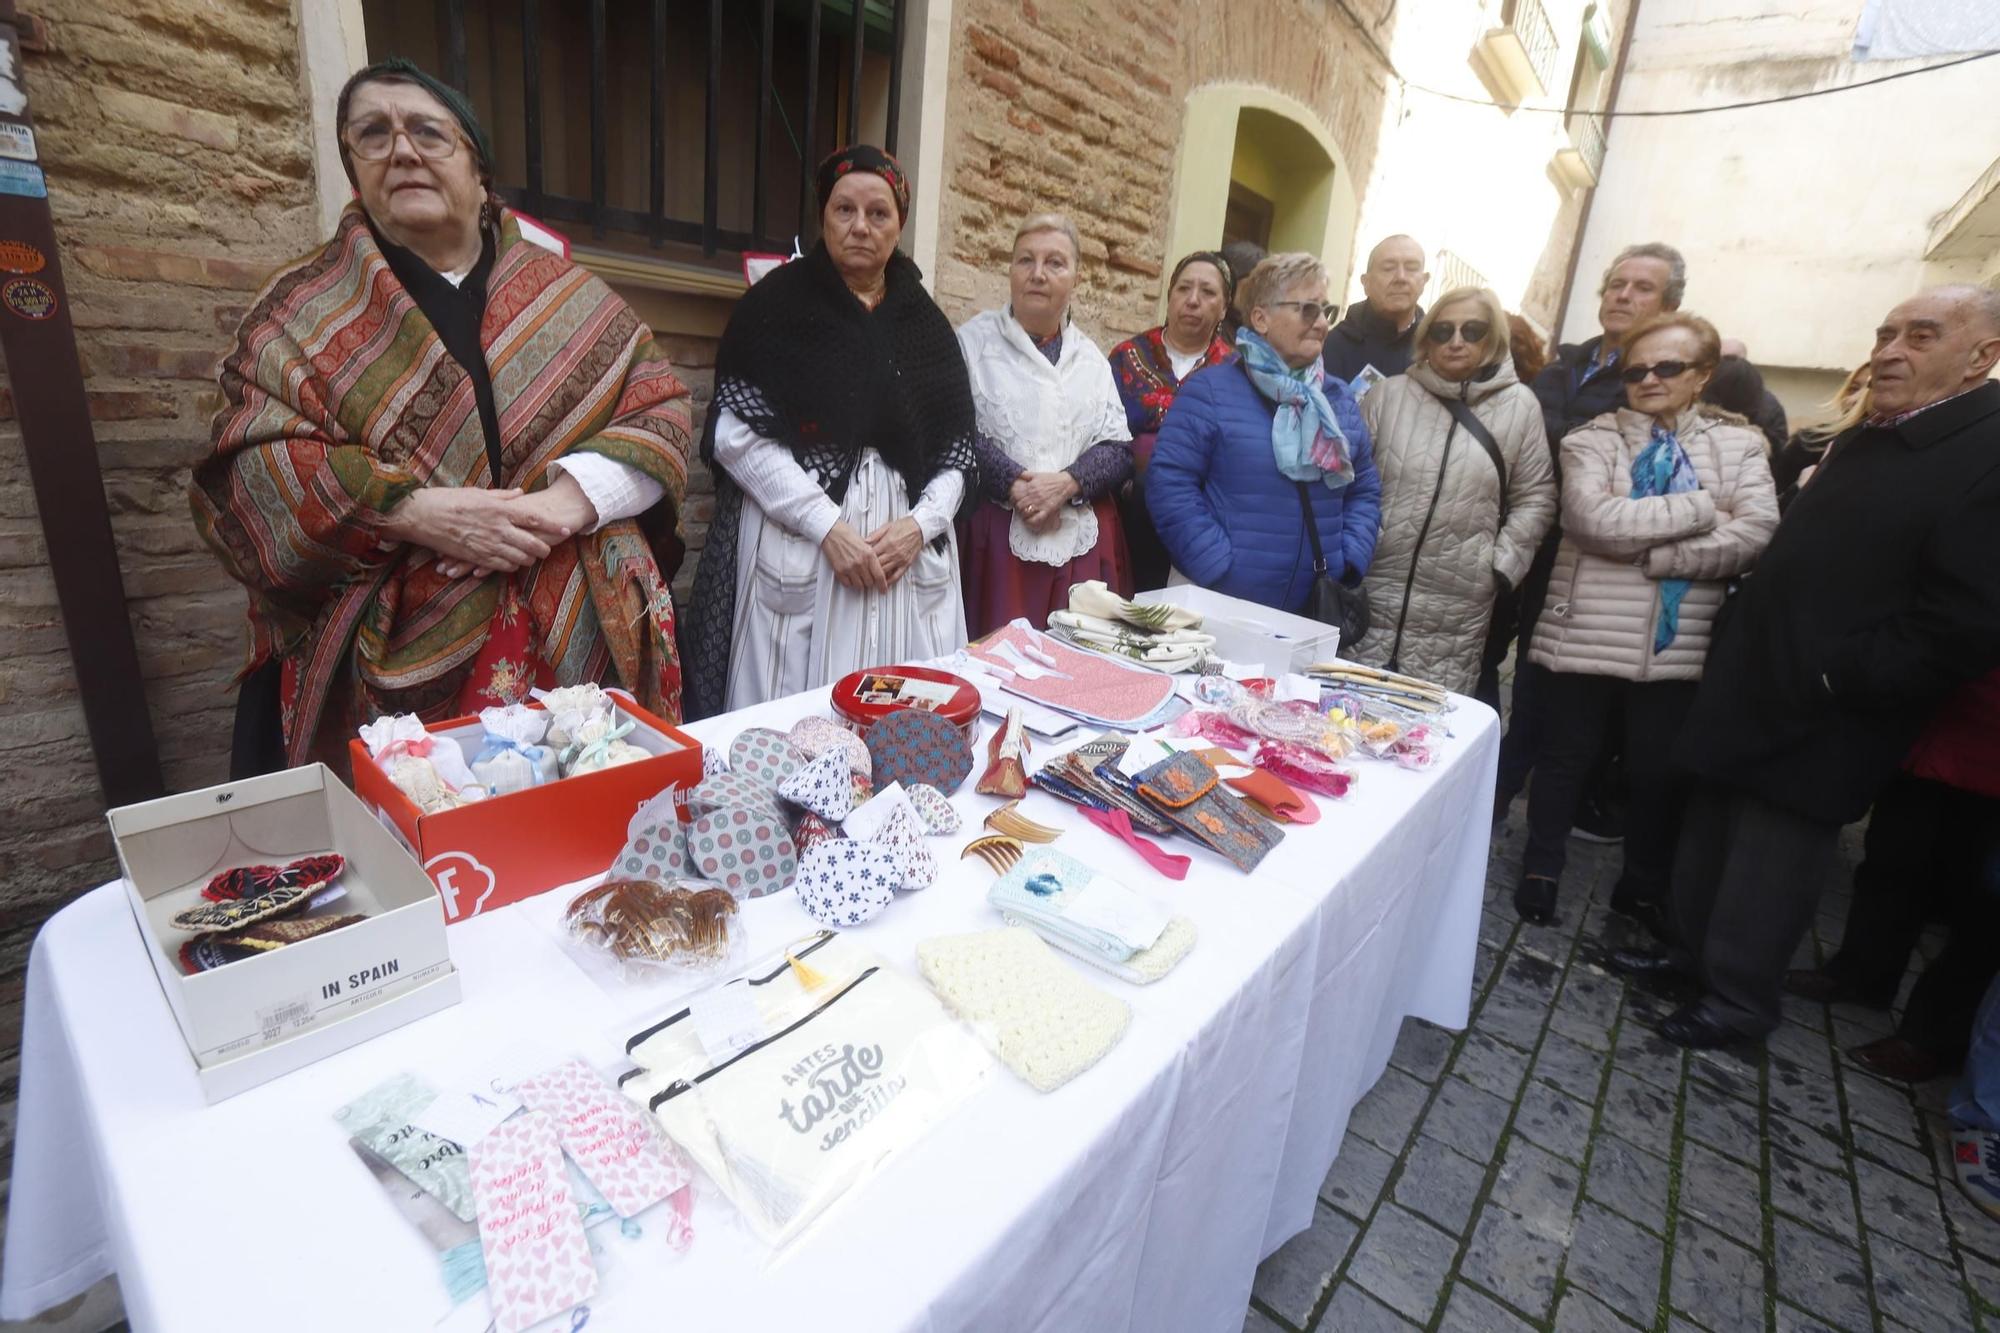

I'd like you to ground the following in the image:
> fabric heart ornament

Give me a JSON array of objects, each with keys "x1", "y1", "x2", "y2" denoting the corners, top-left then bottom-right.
[
  {"x1": 688, "y1": 807, "x2": 797, "y2": 899},
  {"x1": 687, "y1": 770, "x2": 783, "y2": 819},
  {"x1": 866, "y1": 708, "x2": 974, "y2": 795},
  {"x1": 701, "y1": 743, "x2": 730, "y2": 781},
  {"x1": 792, "y1": 838, "x2": 901, "y2": 927},
  {"x1": 903, "y1": 783, "x2": 962, "y2": 836},
  {"x1": 874, "y1": 804, "x2": 938, "y2": 891},
  {"x1": 611, "y1": 808, "x2": 692, "y2": 882},
  {"x1": 792, "y1": 812, "x2": 840, "y2": 854},
  {"x1": 727, "y1": 727, "x2": 803, "y2": 791},
  {"x1": 789, "y1": 716, "x2": 871, "y2": 781},
  {"x1": 777, "y1": 749, "x2": 855, "y2": 821}
]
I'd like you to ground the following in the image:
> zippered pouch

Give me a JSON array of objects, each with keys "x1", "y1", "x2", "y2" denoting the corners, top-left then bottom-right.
[{"x1": 616, "y1": 933, "x2": 991, "y2": 1251}]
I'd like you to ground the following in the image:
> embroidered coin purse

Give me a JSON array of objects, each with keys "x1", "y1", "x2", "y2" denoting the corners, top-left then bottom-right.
[{"x1": 1135, "y1": 751, "x2": 1283, "y2": 872}]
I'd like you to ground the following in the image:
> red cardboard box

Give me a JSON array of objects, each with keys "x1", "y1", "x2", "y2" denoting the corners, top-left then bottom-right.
[{"x1": 349, "y1": 694, "x2": 702, "y2": 923}]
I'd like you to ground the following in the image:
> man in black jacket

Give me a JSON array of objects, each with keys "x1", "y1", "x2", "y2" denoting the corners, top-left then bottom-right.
[
  {"x1": 1492, "y1": 243, "x2": 1686, "y2": 857},
  {"x1": 1613, "y1": 285, "x2": 2000, "y2": 1049},
  {"x1": 1323, "y1": 234, "x2": 1428, "y2": 384}
]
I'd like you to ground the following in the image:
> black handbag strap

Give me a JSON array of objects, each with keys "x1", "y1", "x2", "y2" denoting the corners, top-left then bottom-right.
[
  {"x1": 1430, "y1": 392, "x2": 1510, "y2": 527},
  {"x1": 1293, "y1": 481, "x2": 1329, "y2": 576},
  {"x1": 1241, "y1": 358, "x2": 1336, "y2": 580}
]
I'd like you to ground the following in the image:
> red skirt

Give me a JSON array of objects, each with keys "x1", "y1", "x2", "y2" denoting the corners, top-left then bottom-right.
[{"x1": 960, "y1": 496, "x2": 1132, "y2": 639}]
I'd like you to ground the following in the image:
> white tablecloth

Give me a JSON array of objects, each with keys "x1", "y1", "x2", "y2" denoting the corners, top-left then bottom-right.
[{"x1": 2, "y1": 686, "x2": 1496, "y2": 1333}]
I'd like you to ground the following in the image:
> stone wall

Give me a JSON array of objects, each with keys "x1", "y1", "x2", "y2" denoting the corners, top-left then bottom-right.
[
  {"x1": 931, "y1": 0, "x2": 1397, "y2": 343},
  {"x1": 0, "y1": 0, "x2": 327, "y2": 1179}
]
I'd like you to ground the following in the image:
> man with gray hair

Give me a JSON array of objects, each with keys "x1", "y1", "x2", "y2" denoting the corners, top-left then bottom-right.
[
  {"x1": 1611, "y1": 284, "x2": 2000, "y2": 1051},
  {"x1": 1493, "y1": 242, "x2": 1688, "y2": 853}
]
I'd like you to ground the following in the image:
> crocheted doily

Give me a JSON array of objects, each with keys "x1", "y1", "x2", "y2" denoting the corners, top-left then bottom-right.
[{"x1": 915, "y1": 927, "x2": 1129, "y2": 1092}]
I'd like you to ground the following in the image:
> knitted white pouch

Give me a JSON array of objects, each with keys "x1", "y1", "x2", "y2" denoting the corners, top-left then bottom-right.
[{"x1": 915, "y1": 927, "x2": 1130, "y2": 1092}]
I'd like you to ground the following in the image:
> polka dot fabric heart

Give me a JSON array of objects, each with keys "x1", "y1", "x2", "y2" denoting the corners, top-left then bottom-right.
[
  {"x1": 689, "y1": 808, "x2": 797, "y2": 899},
  {"x1": 866, "y1": 709, "x2": 974, "y2": 795},
  {"x1": 904, "y1": 784, "x2": 962, "y2": 836},
  {"x1": 613, "y1": 812, "x2": 692, "y2": 882},
  {"x1": 792, "y1": 812, "x2": 839, "y2": 854},
  {"x1": 687, "y1": 770, "x2": 783, "y2": 819},
  {"x1": 778, "y1": 750, "x2": 854, "y2": 821},
  {"x1": 727, "y1": 727, "x2": 803, "y2": 790},
  {"x1": 878, "y1": 805, "x2": 937, "y2": 891},
  {"x1": 789, "y1": 716, "x2": 872, "y2": 781},
  {"x1": 792, "y1": 838, "x2": 901, "y2": 927}
]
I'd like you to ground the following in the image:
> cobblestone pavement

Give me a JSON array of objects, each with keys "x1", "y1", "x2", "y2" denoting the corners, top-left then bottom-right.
[{"x1": 1247, "y1": 804, "x2": 1999, "y2": 1333}]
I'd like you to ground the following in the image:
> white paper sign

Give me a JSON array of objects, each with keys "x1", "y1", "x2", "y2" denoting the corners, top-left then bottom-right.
[
  {"x1": 686, "y1": 984, "x2": 765, "y2": 1063},
  {"x1": 844, "y1": 781, "x2": 916, "y2": 842},
  {"x1": 1276, "y1": 673, "x2": 1322, "y2": 703},
  {"x1": 1064, "y1": 876, "x2": 1169, "y2": 953},
  {"x1": 0, "y1": 122, "x2": 35, "y2": 163},
  {"x1": 411, "y1": 1085, "x2": 524, "y2": 1148}
]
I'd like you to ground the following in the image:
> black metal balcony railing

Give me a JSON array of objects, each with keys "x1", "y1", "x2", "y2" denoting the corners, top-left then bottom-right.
[
  {"x1": 1501, "y1": 0, "x2": 1561, "y2": 95},
  {"x1": 434, "y1": 0, "x2": 908, "y2": 258}
]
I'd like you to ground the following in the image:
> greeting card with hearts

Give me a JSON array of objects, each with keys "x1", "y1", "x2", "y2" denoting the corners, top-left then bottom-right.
[
  {"x1": 513, "y1": 1059, "x2": 693, "y2": 1223},
  {"x1": 467, "y1": 1110, "x2": 597, "y2": 1333}
]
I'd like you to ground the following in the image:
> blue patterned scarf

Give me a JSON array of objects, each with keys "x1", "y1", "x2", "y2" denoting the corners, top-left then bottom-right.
[
  {"x1": 1631, "y1": 420, "x2": 1701, "y2": 653},
  {"x1": 1235, "y1": 328, "x2": 1354, "y2": 488}
]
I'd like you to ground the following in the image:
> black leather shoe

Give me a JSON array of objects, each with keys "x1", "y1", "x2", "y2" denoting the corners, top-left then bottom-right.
[
  {"x1": 1608, "y1": 886, "x2": 1673, "y2": 943},
  {"x1": 1606, "y1": 947, "x2": 1681, "y2": 979},
  {"x1": 1514, "y1": 874, "x2": 1559, "y2": 925},
  {"x1": 1656, "y1": 1003, "x2": 1761, "y2": 1052},
  {"x1": 1570, "y1": 794, "x2": 1625, "y2": 844},
  {"x1": 1782, "y1": 968, "x2": 1892, "y2": 1009}
]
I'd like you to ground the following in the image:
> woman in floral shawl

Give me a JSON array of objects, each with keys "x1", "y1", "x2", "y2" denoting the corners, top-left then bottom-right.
[{"x1": 192, "y1": 60, "x2": 692, "y2": 774}]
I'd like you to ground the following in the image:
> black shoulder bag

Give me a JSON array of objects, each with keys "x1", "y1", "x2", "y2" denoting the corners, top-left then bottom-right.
[
  {"x1": 1292, "y1": 481, "x2": 1371, "y2": 645},
  {"x1": 1433, "y1": 395, "x2": 1511, "y2": 526}
]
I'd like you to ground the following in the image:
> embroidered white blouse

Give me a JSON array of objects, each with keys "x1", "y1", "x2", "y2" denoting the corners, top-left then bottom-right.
[{"x1": 956, "y1": 308, "x2": 1131, "y2": 567}]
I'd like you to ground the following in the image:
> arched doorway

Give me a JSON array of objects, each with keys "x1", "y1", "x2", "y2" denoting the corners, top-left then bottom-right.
[{"x1": 1163, "y1": 84, "x2": 1358, "y2": 317}]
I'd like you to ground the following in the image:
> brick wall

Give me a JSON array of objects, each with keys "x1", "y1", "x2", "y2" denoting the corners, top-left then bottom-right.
[
  {"x1": 932, "y1": 0, "x2": 1396, "y2": 342},
  {"x1": 0, "y1": 0, "x2": 325, "y2": 1193}
]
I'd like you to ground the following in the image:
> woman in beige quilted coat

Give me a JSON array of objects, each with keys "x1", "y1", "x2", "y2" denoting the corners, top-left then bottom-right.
[
  {"x1": 1352, "y1": 286, "x2": 1557, "y2": 693},
  {"x1": 1515, "y1": 311, "x2": 1779, "y2": 928}
]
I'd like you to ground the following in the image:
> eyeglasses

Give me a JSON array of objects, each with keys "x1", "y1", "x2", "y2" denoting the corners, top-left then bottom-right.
[
  {"x1": 1620, "y1": 360, "x2": 1695, "y2": 385},
  {"x1": 343, "y1": 114, "x2": 464, "y2": 163},
  {"x1": 1270, "y1": 300, "x2": 1334, "y2": 325},
  {"x1": 1425, "y1": 320, "x2": 1490, "y2": 346}
]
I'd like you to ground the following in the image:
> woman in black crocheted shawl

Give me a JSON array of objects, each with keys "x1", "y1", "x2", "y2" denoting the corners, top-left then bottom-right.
[{"x1": 681, "y1": 145, "x2": 979, "y2": 718}]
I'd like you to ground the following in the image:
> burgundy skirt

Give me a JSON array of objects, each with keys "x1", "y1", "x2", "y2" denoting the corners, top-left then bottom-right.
[{"x1": 960, "y1": 497, "x2": 1132, "y2": 639}]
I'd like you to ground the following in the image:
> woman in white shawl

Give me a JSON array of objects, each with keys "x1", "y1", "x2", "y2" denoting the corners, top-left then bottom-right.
[{"x1": 957, "y1": 213, "x2": 1134, "y2": 637}]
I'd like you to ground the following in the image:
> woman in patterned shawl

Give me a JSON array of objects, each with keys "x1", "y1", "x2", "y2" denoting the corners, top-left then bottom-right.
[
  {"x1": 681, "y1": 145, "x2": 979, "y2": 718},
  {"x1": 192, "y1": 60, "x2": 692, "y2": 775},
  {"x1": 1106, "y1": 250, "x2": 1235, "y2": 591}
]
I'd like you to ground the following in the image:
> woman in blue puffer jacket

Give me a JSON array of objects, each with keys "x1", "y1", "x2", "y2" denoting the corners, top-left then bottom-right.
[{"x1": 1146, "y1": 252, "x2": 1381, "y2": 614}]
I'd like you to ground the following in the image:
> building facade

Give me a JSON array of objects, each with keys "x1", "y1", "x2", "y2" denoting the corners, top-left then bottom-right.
[{"x1": 1561, "y1": 0, "x2": 2000, "y2": 421}]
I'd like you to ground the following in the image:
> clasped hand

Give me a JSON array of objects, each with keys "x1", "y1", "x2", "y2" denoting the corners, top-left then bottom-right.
[
  {"x1": 1010, "y1": 470, "x2": 1078, "y2": 532},
  {"x1": 821, "y1": 515, "x2": 925, "y2": 593},
  {"x1": 381, "y1": 473, "x2": 599, "y2": 579}
]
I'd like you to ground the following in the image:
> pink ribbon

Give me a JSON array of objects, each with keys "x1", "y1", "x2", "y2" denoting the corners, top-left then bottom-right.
[{"x1": 1082, "y1": 806, "x2": 1191, "y2": 880}]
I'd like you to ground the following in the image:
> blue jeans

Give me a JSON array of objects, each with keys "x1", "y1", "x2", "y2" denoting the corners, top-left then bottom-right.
[{"x1": 1952, "y1": 976, "x2": 2000, "y2": 1133}]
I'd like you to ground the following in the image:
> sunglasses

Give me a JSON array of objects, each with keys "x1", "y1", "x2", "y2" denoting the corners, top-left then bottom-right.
[
  {"x1": 1269, "y1": 300, "x2": 1334, "y2": 325},
  {"x1": 1620, "y1": 360, "x2": 1696, "y2": 385},
  {"x1": 1425, "y1": 319, "x2": 1490, "y2": 346}
]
